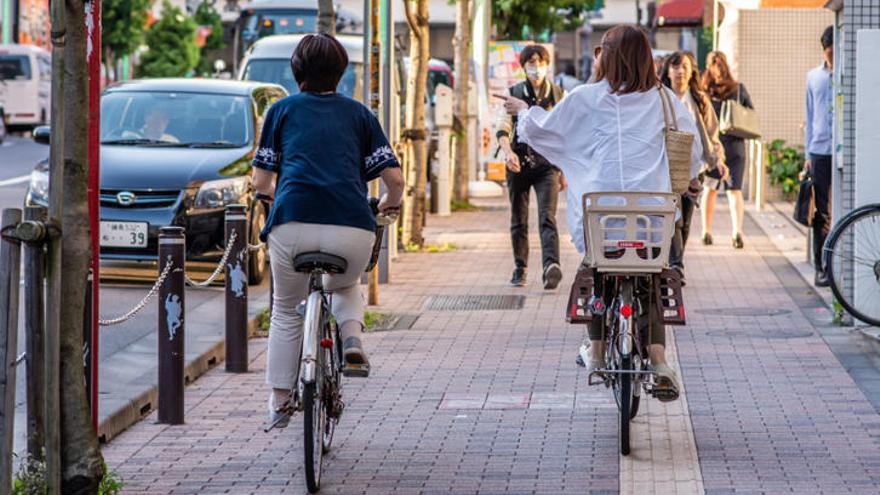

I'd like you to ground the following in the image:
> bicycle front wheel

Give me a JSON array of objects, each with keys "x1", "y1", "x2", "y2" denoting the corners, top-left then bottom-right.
[
  {"x1": 825, "y1": 205, "x2": 880, "y2": 326},
  {"x1": 303, "y1": 381, "x2": 325, "y2": 493}
]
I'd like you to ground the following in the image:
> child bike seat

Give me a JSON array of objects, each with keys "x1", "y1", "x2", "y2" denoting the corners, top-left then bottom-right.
[{"x1": 293, "y1": 252, "x2": 348, "y2": 274}]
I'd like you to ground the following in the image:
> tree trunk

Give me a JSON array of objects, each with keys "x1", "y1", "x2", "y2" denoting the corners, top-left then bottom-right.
[
  {"x1": 452, "y1": 0, "x2": 471, "y2": 203},
  {"x1": 60, "y1": 0, "x2": 104, "y2": 491},
  {"x1": 317, "y1": 0, "x2": 336, "y2": 35},
  {"x1": 403, "y1": 0, "x2": 430, "y2": 246}
]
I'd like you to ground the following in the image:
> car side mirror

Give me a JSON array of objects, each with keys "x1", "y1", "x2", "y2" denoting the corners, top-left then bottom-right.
[{"x1": 33, "y1": 126, "x2": 50, "y2": 145}]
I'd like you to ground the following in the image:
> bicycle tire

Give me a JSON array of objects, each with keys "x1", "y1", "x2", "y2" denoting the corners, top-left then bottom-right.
[
  {"x1": 303, "y1": 380, "x2": 324, "y2": 493},
  {"x1": 824, "y1": 204, "x2": 880, "y2": 327},
  {"x1": 617, "y1": 355, "x2": 632, "y2": 456}
]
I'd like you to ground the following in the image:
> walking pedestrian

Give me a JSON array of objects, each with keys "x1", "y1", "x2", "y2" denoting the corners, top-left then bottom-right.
[
  {"x1": 496, "y1": 44, "x2": 566, "y2": 289},
  {"x1": 804, "y1": 26, "x2": 835, "y2": 287},
  {"x1": 555, "y1": 62, "x2": 582, "y2": 92},
  {"x1": 498, "y1": 26, "x2": 704, "y2": 400},
  {"x1": 702, "y1": 51, "x2": 754, "y2": 249},
  {"x1": 252, "y1": 34, "x2": 405, "y2": 426},
  {"x1": 662, "y1": 51, "x2": 728, "y2": 281}
]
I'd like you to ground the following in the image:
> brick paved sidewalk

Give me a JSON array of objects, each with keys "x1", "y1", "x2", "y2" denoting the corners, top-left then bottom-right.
[{"x1": 103, "y1": 197, "x2": 880, "y2": 494}]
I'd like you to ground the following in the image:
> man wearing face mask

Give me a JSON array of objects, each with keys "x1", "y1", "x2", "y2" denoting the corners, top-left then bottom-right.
[{"x1": 496, "y1": 44, "x2": 566, "y2": 289}]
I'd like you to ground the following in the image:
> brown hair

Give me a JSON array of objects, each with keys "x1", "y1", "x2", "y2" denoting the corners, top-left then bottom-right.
[
  {"x1": 660, "y1": 51, "x2": 709, "y2": 117},
  {"x1": 519, "y1": 44, "x2": 550, "y2": 67},
  {"x1": 594, "y1": 25, "x2": 659, "y2": 95},
  {"x1": 290, "y1": 33, "x2": 349, "y2": 93},
  {"x1": 702, "y1": 50, "x2": 738, "y2": 101}
]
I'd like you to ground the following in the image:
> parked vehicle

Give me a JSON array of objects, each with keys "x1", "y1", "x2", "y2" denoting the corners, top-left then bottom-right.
[
  {"x1": 0, "y1": 44, "x2": 51, "y2": 128},
  {"x1": 238, "y1": 33, "x2": 363, "y2": 100},
  {"x1": 0, "y1": 106, "x2": 6, "y2": 144},
  {"x1": 232, "y1": 0, "x2": 361, "y2": 72},
  {"x1": 26, "y1": 79, "x2": 287, "y2": 284}
]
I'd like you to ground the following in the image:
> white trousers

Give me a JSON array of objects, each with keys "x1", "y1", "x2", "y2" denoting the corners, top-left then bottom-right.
[{"x1": 266, "y1": 222, "x2": 375, "y2": 390}]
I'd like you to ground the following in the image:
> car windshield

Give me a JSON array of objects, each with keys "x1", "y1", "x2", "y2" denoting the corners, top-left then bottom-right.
[
  {"x1": 242, "y1": 59, "x2": 359, "y2": 99},
  {"x1": 99, "y1": 91, "x2": 252, "y2": 146},
  {"x1": 0, "y1": 55, "x2": 32, "y2": 80},
  {"x1": 244, "y1": 11, "x2": 317, "y2": 40}
]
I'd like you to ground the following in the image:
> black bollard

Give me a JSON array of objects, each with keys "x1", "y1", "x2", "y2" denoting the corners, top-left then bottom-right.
[
  {"x1": 225, "y1": 204, "x2": 249, "y2": 373},
  {"x1": 158, "y1": 226, "x2": 185, "y2": 424}
]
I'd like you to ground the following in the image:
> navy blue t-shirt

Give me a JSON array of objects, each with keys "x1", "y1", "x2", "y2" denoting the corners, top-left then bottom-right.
[{"x1": 253, "y1": 92, "x2": 400, "y2": 241}]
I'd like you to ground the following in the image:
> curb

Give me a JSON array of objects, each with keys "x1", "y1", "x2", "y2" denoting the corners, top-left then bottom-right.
[{"x1": 97, "y1": 310, "x2": 266, "y2": 444}]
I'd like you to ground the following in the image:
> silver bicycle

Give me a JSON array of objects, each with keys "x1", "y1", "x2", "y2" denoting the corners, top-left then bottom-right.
[{"x1": 265, "y1": 198, "x2": 397, "y2": 493}]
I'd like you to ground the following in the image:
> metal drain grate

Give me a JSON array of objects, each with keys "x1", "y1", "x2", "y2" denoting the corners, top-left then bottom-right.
[{"x1": 421, "y1": 295, "x2": 525, "y2": 311}]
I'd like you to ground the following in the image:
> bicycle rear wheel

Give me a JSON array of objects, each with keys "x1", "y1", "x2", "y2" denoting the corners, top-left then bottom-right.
[
  {"x1": 303, "y1": 379, "x2": 325, "y2": 493},
  {"x1": 615, "y1": 356, "x2": 633, "y2": 456},
  {"x1": 825, "y1": 205, "x2": 880, "y2": 326}
]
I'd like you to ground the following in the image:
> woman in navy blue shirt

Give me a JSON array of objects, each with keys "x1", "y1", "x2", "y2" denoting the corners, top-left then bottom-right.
[{"x1": 252, "y1": 34, "x2": 404, "y2": 426}]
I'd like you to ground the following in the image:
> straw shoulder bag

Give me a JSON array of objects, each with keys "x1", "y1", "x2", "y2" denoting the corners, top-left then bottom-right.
[{"x1": 658, "y1": 86, "x2": 695, "y2": 195}]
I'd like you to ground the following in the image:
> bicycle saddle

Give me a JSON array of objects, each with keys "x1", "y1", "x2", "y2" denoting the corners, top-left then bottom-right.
[{"x1": 293, "y1": 252, "x2": 348, "y2": 274}]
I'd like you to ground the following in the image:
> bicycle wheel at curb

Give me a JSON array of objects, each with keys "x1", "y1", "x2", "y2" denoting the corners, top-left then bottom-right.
[
  {"x1": 825, "y1": 205, "x2": 880, "y2": 327},
  {"x1": 303, "y1": 381, "x2": 324, "y2": 493}
]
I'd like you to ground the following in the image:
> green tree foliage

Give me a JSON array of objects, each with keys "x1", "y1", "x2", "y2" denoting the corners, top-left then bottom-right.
[
  {"x1": 138, "y1": 1, "x2": 200, "y2": 78},
  {"x1": 493, "y1": 0, "x2": 596, "y2": 40},
  {"x1": 101, "y1": 0, "x2": 152, "y2": 80},
  {"x1": 193, "y1": 1, "x2": 226, "y2": 75}
]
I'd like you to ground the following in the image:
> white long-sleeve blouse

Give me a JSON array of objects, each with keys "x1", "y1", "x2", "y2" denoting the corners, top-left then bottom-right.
[{"x1": 516, "y1": 80, "x2": 703, "y2": 253}]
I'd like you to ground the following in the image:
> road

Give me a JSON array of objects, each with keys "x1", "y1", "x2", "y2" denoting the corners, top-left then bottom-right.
[{"x1": 2, "y1": 134, "x2": 269, "y2": 456}]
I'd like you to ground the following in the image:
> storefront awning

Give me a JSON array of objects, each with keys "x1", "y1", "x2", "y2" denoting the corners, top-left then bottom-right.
[{"x1": 655, "y1": 0, "x2": 705, "y2": 28}]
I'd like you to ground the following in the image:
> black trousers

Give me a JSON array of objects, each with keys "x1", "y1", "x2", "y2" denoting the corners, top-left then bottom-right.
[
  {"x1": 810, "y1": 154, "x2": 832, "y2": 269},
  {"x1": 669, "y1": 193, "x2": 696, "y2": 270},
  {"x1": 507, "y1": 165, "x2": 560, "y2": 270}
]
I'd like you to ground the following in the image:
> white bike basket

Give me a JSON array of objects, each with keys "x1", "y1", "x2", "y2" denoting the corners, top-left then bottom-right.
[{"x1": 582, "y1": 192, "x2": 678, "y2": 274}]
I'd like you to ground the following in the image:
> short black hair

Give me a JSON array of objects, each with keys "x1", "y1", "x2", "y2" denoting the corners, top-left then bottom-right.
[
  {"x1": 821, "y1": 25, "x2": 834, "y2": 49},
  {"x1": 519, "y1": 44, "x2": 550, "y2": 67},
  {"x1": 290, "y1": 33, "x2": 349, "y2": 93}
]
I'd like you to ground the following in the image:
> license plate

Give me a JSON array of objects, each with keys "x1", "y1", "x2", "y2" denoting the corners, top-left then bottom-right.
[{"x1": 100, "y1": 221, "x2": 148, "y2": 248}]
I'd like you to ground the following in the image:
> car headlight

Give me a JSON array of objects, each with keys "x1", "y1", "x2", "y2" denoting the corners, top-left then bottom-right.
[
  {"x1": 193, "y1": 177, "x2": 249, "y2": 209},
  {"x1": 29, "y1": 169, "x2": 49, "y2": 203}
]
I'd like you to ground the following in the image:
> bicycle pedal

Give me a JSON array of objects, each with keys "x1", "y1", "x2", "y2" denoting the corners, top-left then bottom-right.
[{"x1": 342, "y1": 363, "x2": 370, "y2": 378}]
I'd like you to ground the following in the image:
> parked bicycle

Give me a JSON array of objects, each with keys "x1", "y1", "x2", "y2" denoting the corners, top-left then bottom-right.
[
  {"x1": 264, "y1": 198, "x2": 398, "y2": 493},
  {"x1": 822, "y1": 202, "x2": 880, "y2": 327},
  {"x1": 567, "y1": 192, "x2": 686, "y2": 455}
]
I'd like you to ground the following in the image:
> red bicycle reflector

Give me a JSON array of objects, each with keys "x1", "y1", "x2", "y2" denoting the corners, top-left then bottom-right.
[
  {"x1": 617, "y1": 241, "x2": 645, "y2": 248},
  {"x1": 320, "y1": 338, "x2": 333, "y2": 349},
  {"x1": 620, "y1": 304, "x2": 633, "y2": 318}
]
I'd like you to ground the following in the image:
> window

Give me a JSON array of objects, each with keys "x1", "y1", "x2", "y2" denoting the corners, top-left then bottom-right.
[
  {"x1": 0, "y1": 55, "x2": 33, "y2": 80},
  {"x1": 242, "y1": 59, "x2": 360, "y2": 98}
]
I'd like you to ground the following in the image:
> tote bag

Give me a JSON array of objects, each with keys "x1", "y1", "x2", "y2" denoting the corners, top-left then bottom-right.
[
  {"x1": 658, "y1": 86, "x2": 695, "y2": 195},
  {"x1": 719, "y1": 84, "x2": 762, "y2": 140}
]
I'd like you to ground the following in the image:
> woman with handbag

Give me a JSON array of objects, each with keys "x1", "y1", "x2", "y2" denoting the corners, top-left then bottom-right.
[
  {"x1": 497, "y1": 25, "x2": 703, "y2": 400},
  {"x1": 703, "y1": 50, "x2": 755, "y2": 249},
  {"x1": 661, "y1": 51, "x2": 728, "y2": 280}
]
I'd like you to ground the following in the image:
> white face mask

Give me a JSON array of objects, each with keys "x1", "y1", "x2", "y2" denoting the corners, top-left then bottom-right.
[{"x1": 525, "y1": 66, "x2": 548, "y2": 81}]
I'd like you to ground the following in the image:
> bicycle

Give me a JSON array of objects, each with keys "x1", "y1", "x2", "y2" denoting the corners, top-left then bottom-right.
[
  {"x1": 567, "y1": 192, "x2": 686, "y2": 456},
  {"x1": 822, "y1": 202, "x2": 880, "y2": 327},
  {"x1": 264, "y1": 198, "x2": 398, "y2": 493}
]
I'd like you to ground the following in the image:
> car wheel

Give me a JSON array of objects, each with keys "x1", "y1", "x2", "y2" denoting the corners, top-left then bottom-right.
[{"x1": 248, "y1": 203, "x2": 268, "y2": 285}]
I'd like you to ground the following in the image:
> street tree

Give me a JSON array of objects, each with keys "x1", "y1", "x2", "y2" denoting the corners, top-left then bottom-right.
[
  {"x1": 317, "y1": 0, "x2": 336, "y2": 35},
  {"x1": 452, "y1": 0, "x2": 471, "y2": 203},
  {"x1": 493, "y1": 0, "x2": 596, "y2": 40},
  {"x1": 193, "y1": 1, "x2": 227, "y2": 76},
  {"x1": 58, "y1": 0, "x2": 104, "y2": 491},
  {"x1": 138, "y1": 0, "x2": 200, "y2": 78},
  {"x1": 102, "y1": 0, "x2": 152, "y2": 81},
  {"x1": 402, "y1": 0, "x2": 430, "y2": 246}
]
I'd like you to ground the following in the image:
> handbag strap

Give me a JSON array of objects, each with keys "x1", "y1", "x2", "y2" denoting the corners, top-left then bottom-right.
[{"x1": 657, "y1": 85, "x2": 678, "y2": 132}]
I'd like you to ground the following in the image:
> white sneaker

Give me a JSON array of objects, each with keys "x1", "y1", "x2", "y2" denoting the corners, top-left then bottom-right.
[{"x1": 268, "y1": 392, "x2": 290, "y2": 428}]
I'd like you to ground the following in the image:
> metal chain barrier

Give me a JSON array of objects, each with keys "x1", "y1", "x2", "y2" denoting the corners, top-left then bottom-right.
[
  {"x1": 184, "y1": 230, "x2": 237, "y2": 288},
  {"x1": 98, "y1": 255, "x2": 175, "y2": 326}
]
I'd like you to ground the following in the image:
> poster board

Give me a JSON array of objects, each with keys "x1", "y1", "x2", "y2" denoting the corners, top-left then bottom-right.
[{"x1": 482, "y1": 41, "x2": 555, "y2": 182}]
